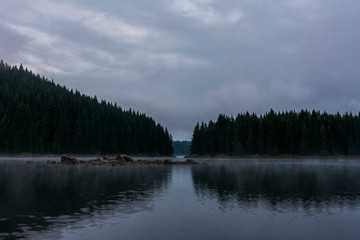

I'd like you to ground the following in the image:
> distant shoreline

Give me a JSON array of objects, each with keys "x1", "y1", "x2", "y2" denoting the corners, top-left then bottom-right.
[
  {"x1": 185, "y1": 154, "x2": 360, "y2": 159},
  {"x1": 0, "y1": 153, "x2": 175, "y2": 158},
  {"x1": 2, "y1": 153, "x2": 360, "y2": 160}
]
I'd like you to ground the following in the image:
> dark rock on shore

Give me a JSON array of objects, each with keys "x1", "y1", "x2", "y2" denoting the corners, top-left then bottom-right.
[
  {"x1": 163, "y1": 159, "x2": 173, "y2": 165},
  {"x1": 61, "y1": 156, "x2": 79, "y2": 165},
  {"x1": 88, "y1": 158, "x2": 102, "y2": 165},
  {"x1": 121, "y1": 154, "x2": 134, "y2": 162},
  {"x1": 114, "y1": 155, "x2": 125, "y2": 161},
  {"x1": 58, "y1": 155, "x2": 201, "y2": 166}
]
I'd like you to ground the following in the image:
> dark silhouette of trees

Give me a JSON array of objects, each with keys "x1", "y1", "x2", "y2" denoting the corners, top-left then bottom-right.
[
  {"x1": 0, "y1": 60, "x2": 173, "y2": 155},
  {"x1": 191, "y1": 109, "x2": 360, "y2": 156}
]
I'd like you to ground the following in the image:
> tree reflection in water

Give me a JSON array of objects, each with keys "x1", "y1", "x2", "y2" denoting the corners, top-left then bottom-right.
[
  {"x1": 0, "y1": 163, "x2": 171, "y2": 239},
  {"x1": 192, "y1": 160, "x2": 360, "y2": 212}
]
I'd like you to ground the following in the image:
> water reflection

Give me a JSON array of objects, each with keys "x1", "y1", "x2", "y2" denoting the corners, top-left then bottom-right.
[
  {"x1": 0, "y1": 162, "x2": 171, "y2": 239},
  {"x1": 192, "y1": 160, "x2": 360, "y2": 212}
]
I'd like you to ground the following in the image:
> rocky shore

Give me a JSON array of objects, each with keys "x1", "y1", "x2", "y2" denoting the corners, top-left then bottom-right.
[
  {"x1": 185, "y1": 154, "x2": 360, "y2": 159},
  {"x1": 39, "y1": 155, "x2": 200, "y2": 166}
]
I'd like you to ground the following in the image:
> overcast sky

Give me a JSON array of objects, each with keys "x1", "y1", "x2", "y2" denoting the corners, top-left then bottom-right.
[{"x1": 1, "y1": 0, "x2": 360, "y2": 140}]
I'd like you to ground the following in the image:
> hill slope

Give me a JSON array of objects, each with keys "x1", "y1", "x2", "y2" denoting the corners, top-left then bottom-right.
[{"x1": 0, "y1": 60, "x2": 173, "y2": 155}]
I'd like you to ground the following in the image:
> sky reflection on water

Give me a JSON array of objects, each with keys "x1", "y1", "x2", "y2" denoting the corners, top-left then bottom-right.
[{"x1": 1, "y1": 159, "x2": 360, "y2": 240}]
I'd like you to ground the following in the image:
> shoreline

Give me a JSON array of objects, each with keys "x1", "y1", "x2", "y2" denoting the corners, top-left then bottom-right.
[
  {"x1": 0, "y1": 153, "x2": 175, "y2": 158},
  {"x1": 185, "y1": 154, "x2": 360, "y2": 159},
  {"x1": 2, "y1": 153, "x2": 360, "y2": 160},
  {"x1": 15, "y1": 155, "x2": 201, "y2": 167}
]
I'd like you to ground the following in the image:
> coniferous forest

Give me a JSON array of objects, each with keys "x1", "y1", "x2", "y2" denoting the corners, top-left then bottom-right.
[
  {"x1": 191, "y1": 110, "x2": 360, "y2": 156},
  {"x1": 0, "y1": 60, "x2": 173, "y2": 155}
]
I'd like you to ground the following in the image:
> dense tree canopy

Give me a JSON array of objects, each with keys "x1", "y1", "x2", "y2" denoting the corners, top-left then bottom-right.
[
  {"x1": 0, "y1": 60, "x2": 173, "y2": 155},
  {"x1": 191, "y1": 109, "x2": 360, "y2": 156}
]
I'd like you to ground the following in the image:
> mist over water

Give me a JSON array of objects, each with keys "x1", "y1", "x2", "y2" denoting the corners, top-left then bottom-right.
[
  {"x1": 1, "y1": 159, "x2": 360, "y2": 240},
  {"x1": 192, "y1": 159, "x2": 360, "y2": 209}
]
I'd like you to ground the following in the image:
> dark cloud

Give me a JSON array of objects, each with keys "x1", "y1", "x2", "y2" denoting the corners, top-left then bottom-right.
[{"x1": 1, "y1": 0, "x2": 360, "y2": 140}]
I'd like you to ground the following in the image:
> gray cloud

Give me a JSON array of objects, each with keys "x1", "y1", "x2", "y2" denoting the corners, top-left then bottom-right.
[{"x1": 1, "y1": 0, "x2": 360, "y2": 140}]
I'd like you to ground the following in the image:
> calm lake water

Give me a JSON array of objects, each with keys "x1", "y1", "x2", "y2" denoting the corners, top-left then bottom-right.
[{"x1": 1, "y1": 157, "x2": 360, "y2": 240}]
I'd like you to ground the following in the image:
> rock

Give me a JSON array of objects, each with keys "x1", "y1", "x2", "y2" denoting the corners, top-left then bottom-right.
[
  {"x1": 47, "y1": 160, "x2": 57, "y2": 165},
  {"x1": 89, "y1": 158, "x2": 102, "y2": 165},
  {"x1": 25, "y1": 161, "x2": 37, "y2": 166},
  {"x1": 112, "y1": 158, "x2": 127, "y2": 165},
  {"x1": 153, "y1": 159, "x2": 162, "y2": 165},
  {"x1": 114, "y1": 155, "x2": 125, "y2": 161},
  {"x1": 121, "y1": 154, "x2": 134, "y2": 162},
  {"x1": 61, "y1": 156, "x2": 79, "y2": 165},
  {"x1": 58, "y1": 155, "x2": 201, "y2": 167},
  {"x1": 163, "y1": 159, "x2": 173, "y2": 165},
  {"x1": 111, "y1": 159, "x2": 123, "y2": 164},
  {"x1": 110, "y1": 160, "x2": 120, "y2": 166}
]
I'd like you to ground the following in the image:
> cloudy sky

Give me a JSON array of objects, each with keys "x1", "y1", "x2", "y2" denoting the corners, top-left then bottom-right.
[{"x1": 1, "y1": 0, "x2": 360, "y2": 140}]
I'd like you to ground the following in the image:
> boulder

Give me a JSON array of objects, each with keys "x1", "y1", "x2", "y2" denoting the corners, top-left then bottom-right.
[
  {"x1": 103, "y1": 156, "x2": 111, "y2": 161},
  {"x1": 89, "y1": 158, "x2": 102, "y2": 165},
  {"x1": 121, "y1": 154, "x2": 134, "y2": 162},
  {"x1": 154, "y1": 159, "x2": 162, "y2": 165},
  {"x1": 114, "y1": 155, "x2": 125, "y2": 161},
  {"x1": 163, "y1": 159, "x2": 173, "y2": 165},
  {"x1": 110, "y1": 160, "x2": 120, "y2": 166},
  {"x1": 61, "y1": 156, "x2": 79, "y2": 165}
]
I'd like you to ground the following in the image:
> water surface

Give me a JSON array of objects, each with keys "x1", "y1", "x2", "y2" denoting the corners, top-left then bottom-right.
[{"x1": 1, "y1": 158, "x2": 360, "y2": 240}]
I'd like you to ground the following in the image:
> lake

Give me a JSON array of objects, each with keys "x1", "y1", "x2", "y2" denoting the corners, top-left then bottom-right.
[{"x1": 1, "y1": 157, "x2": 360, "y2": 240}]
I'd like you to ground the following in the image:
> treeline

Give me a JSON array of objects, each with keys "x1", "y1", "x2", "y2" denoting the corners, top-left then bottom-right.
[
  {"x1": 191, "y1": 110, "x2": 360, "y2": 156},
  {"x1": 0, "y1": 60, "x2": 173, "y2": 155}
]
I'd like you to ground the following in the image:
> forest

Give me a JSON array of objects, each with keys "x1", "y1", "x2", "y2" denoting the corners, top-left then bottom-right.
[
  {"x1": 191, "y1": 110, "x2": 360, "y2": 156},
  {"x1": 0, "y1": 60, "x2": 173, "y2": 155}
]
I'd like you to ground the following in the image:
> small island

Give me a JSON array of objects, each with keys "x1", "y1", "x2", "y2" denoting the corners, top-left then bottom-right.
[{"x1": 36, "y1": 155, "x2": 200, "y2": 166}]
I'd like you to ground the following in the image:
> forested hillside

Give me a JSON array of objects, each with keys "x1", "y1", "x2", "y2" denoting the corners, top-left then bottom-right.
[
  {"x1": 0, "y1": 60, "x2": 173, "y2": 155},
  {"x1": 191, "y1": 110, "x2": 360, "y2": 156}
]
